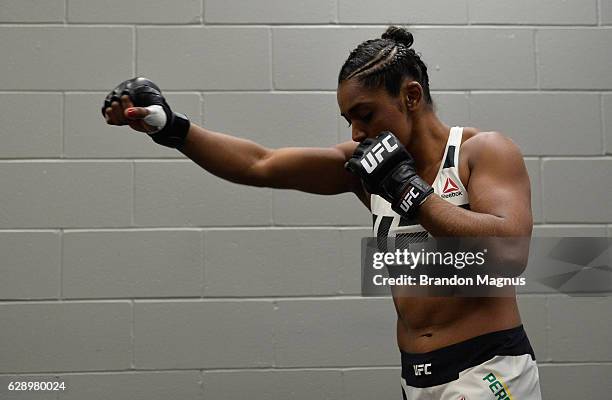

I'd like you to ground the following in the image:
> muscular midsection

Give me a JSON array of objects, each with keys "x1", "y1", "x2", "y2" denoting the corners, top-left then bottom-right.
[{"x1": 393, "y1": 296, "x2": 521, "y2": 353}]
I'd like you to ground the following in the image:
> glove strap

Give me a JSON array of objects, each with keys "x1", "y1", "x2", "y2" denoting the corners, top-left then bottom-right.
[
  {"x1": 149, "y1": 112, "x2": 190, "y2": 149},
  {"x1": 391, "y1": 175, "x2": 434, "y2": 218}
]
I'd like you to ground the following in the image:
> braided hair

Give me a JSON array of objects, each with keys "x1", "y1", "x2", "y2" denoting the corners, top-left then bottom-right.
[{"x1": 338, "y1": 26, "x2": 433, "y2": 106}]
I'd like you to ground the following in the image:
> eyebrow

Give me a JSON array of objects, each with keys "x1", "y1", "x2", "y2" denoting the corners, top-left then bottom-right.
[{"x1": 340, "y1": 102, "x2": 372, "y2": 118}]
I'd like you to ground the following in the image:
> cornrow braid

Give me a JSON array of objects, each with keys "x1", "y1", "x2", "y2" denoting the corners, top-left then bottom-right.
[
  {"x1": 345, "y1": 44, "x2": 397, "y2": 80},
  {"x1": 338, "y1": 26, "x2": 433, "y2": 106}
]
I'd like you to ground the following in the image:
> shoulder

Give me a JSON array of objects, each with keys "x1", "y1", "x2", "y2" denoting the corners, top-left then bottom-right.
[
  {"x1": 460, "y1": 129, "x2": 524, "y2": 169},
  {"x1": 334, "y1": 140, "x2": 371, "y2": 209},
  {"x1": 334, "y1": 140, "x2": 360, "y2": 159}
]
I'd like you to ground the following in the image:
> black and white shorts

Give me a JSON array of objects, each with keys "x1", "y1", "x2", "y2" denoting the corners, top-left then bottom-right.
[{"x1": 400, "y1": 325, "x2": 541, "y2": 399}]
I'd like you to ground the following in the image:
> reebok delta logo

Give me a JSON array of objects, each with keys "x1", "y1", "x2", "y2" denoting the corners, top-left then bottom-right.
[
  {"x1": 360, "y1": 135, "x2": 398, "y2": 173},
  {"x1": 441, "y1": 177, "x2": 462, "y2": 199},
  {"x1": 442, "y1": 177, "x2": 459, "y2": 193}
]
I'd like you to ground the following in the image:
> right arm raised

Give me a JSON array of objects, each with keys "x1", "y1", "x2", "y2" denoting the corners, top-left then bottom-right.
[
  {"x1": 104, "y1": 93, "x2": 368, "y2": 206},
  {"x1": 180, "y1": 123, "x2": 366, "y2": 198}
]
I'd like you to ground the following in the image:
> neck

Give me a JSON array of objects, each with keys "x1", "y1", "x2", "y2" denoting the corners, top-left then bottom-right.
[{"x1": 405, "y1": 111, "x2": 450, "y2": 172}]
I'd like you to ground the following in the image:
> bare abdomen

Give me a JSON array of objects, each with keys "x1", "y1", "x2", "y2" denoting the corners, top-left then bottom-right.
[{"x1": 394, "y1": 296, "x2": 521, "y2": 353}]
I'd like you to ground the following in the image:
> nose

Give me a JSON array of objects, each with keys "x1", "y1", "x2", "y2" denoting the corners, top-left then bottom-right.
[{"x1": 352, "y1": 126, "x2": 367, "y2": 142}]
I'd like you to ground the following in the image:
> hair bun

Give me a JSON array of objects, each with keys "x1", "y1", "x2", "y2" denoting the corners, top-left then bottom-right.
[{"x1": 381, "y1": 26, "x2": 414, "y2": 48}]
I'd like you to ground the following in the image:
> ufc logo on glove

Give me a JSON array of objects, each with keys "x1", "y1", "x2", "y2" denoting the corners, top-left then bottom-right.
[
  {"x1": 399, "y1": 187, "x2": 421, "y2": 213},
  {"x1": 345, "y1": 131, "x2": 434, "y2": 219},
  {"x1": 360, "y1": 134, "x2": 399, "y2": 173}
]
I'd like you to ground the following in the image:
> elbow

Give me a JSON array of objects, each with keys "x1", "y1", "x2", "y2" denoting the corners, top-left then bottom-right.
[
  {"x1": 487, "y1": 236, "x2": 530, "y2": 277},
  {"x1": 241, "y1": 152, "x2": 275, "y2": 188},
  {"x1": 498, "y1": 252, "x2": 528, "y2": 277},
  {"x1": 244, "y1": 162, "x2": 270, "y2": 188}
]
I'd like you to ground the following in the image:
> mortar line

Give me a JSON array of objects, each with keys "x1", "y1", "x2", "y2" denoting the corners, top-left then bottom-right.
[
  {"x1": 130, "y1": 300, "x2": 135, "y2": 369},
  {"x1": 601, "y1": 94, "x2": 607, "y2": 154}
]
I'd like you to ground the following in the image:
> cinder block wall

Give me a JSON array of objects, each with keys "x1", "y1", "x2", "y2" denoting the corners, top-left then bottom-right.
[{"x1": 1, "y1": 1, "x2": 611, "y2": 399}]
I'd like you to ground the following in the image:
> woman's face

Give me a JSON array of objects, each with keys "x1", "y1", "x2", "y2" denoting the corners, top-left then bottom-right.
[{"x1": 337, "y1": 78, "x2": 413, "y2": 143}]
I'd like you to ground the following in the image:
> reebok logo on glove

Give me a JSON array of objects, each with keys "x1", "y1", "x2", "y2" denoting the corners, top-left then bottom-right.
[{"x1": 360, "y1": 134, "x2": 399, "y2": 173}]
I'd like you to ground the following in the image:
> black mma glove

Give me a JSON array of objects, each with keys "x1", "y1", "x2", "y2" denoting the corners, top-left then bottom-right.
[
  {"x1": 345, "y1": 131, "x2": 434, "y2": 218},
  {"x1": 102, "y1": 77, "x2": 190, "y2": 148}
]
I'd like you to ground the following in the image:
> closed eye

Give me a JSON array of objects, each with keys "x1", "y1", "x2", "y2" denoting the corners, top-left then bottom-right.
[{"x1": 343, "y1": 111, "x2": 373, "y2": 128}]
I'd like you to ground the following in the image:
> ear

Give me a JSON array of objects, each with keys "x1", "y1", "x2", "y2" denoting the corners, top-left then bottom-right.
[{"x1": 400, "y1": 80, "x2": 423, "y2": 112}]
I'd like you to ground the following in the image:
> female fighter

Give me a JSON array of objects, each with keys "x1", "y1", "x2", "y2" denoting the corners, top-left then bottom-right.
[{"x1": 103, "y1": 26, "x2": 541, "y2": 399}]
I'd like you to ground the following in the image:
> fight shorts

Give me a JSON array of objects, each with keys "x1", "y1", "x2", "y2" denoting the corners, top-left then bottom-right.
[{"x1": 400, "y1": 325, "x2": 541, "y2": 399}]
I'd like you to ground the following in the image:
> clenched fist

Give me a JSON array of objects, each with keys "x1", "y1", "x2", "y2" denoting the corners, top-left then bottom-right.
[{"x1": 102, "y1": 77, "x2": 190, "y2": 148}]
